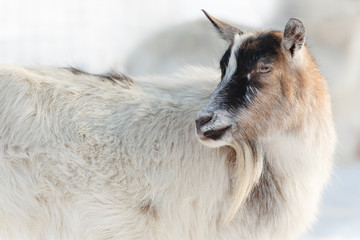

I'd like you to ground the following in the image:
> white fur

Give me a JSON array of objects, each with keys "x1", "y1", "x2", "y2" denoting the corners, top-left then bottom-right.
[
  {"x1": 223, "y1": 33, "x2": 252, "y2": 82},
  {"x1": 0, "y1": 64, "x2": 335, "y2": 239}
]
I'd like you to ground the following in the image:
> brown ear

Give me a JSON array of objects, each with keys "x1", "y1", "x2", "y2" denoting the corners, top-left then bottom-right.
[
  {"x1": 282, "y1": 18, "x2": 305, "y2": 57},
  {"x1": 202, "y1": 10, "x2": 243, "y2": 43}
]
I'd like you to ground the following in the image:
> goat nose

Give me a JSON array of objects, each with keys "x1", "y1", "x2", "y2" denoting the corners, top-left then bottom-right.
[{"x1": 195, "y1": 111, "x2": 214, "y2": 128}]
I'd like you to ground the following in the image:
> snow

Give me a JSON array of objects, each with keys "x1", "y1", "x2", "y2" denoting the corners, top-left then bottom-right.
[{"x1": 301, "y1": 163, "x2": 360, "y2": 240}]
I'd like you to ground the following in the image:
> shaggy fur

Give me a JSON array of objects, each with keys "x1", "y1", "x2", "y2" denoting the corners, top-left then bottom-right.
[{"x1": 0, "y1": 15, "x2": 335, "y2": 240}]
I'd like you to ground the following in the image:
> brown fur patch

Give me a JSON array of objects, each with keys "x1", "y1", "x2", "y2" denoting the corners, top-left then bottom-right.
[
  {"x1": 140, "y1": 200, "x2": 158, "y2": 219},
  {"x1": 99, "y1": 72, "x2": 133, "y2": 88},
  {"x1": 68, "y1": 67, "x2": 87, "y2": 75},
  {"x1": 65, "y1": 67, "x2": 133, "y2": 88},
  {"x1": 247, "y1": 160, "x2": 284, "y2": 218}
]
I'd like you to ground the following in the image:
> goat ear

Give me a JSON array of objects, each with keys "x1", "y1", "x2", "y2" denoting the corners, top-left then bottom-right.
[
  {"x1": 282, "y1": 18, "x2": 305, "y2": 57},
  {"x1": 202, "y1": 10, "x2": 243, "y2": 43}
]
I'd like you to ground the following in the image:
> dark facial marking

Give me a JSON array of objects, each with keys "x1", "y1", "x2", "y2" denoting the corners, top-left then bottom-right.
[
  {"x1": 220, "y1": 48, "x2": 231, "y2": 78},
  {"x1": 220, "y1": 75, "x2": 250, "y2": 111},
  {"x1": 218, "y1": 32, "x2": 282, "y2": 111},
  {"x1": 235, "y1": 32, "x2": 281, "y2": 73}
]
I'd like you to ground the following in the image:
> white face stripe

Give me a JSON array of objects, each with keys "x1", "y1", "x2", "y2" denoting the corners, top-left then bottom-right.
[
  {"x1": 223, "y1": 33, "x2": 253, "y2": 84},
  {"x1": 203, "y1": 33, "x2": 254, "y2": 113}
]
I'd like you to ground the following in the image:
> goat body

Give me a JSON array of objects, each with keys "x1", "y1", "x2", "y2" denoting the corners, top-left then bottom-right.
[{"x1": 0, "y1": 13, "x2": 335, "y2": 240}]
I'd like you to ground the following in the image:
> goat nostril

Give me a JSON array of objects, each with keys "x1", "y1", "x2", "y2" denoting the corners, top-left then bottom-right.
[{"x1": 195, "y1": 112, "x2": 214, "y2": 127}]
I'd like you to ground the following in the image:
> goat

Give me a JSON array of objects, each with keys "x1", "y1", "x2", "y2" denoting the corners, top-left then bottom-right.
[{"x1": 0, "y1": 11, "x2": 335, "y2": 239}]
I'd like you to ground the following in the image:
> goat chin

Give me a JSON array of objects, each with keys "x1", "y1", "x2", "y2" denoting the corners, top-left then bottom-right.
[{"x1": 196, "y1": 137, "x2": 228, "y2": 148}]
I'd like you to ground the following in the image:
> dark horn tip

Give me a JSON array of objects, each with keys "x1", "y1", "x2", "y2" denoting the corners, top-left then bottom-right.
[{"x1": 201, "y1": 9, "x2": 209, "y2": 17}]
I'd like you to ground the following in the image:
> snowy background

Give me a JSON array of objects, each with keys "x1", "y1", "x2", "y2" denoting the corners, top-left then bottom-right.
[{"x1": 0, "y1": 0, "x2": 359, "y2": 239}]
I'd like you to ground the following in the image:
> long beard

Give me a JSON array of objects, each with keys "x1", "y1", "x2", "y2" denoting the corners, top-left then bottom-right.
[{"x1": 224, "y1": 139, "x2": 264, "y2": 224}]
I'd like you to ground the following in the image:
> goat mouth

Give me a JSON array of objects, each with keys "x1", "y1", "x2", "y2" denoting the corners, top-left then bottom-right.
[{"x1": 200, "y1": 125, "x2": 231, "y2": 141}]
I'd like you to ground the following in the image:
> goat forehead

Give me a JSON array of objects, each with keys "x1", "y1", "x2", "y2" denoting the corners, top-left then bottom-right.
[
  {"x1": 223, "y1": 33, "x2": 254, "y2": 82},
  {"x1": 223, "y1": 32, "x2": 281, "y2": 82},
  {"x1": 236, "y1": 32, "x2": 282, "y2": 67}
]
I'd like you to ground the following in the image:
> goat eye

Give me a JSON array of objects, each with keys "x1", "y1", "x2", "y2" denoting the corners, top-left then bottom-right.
[{"x1": 259, "y1": 65, "x2": 272, "y2": 73}]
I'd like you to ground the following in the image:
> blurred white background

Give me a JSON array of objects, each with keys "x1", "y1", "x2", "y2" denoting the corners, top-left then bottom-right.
[
  {"x1": 0, "y1": 0, "x2": 280, "y2": 72},
  {"x1": 0, "y1": 0, "x2": 359, "y2": 239}
]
